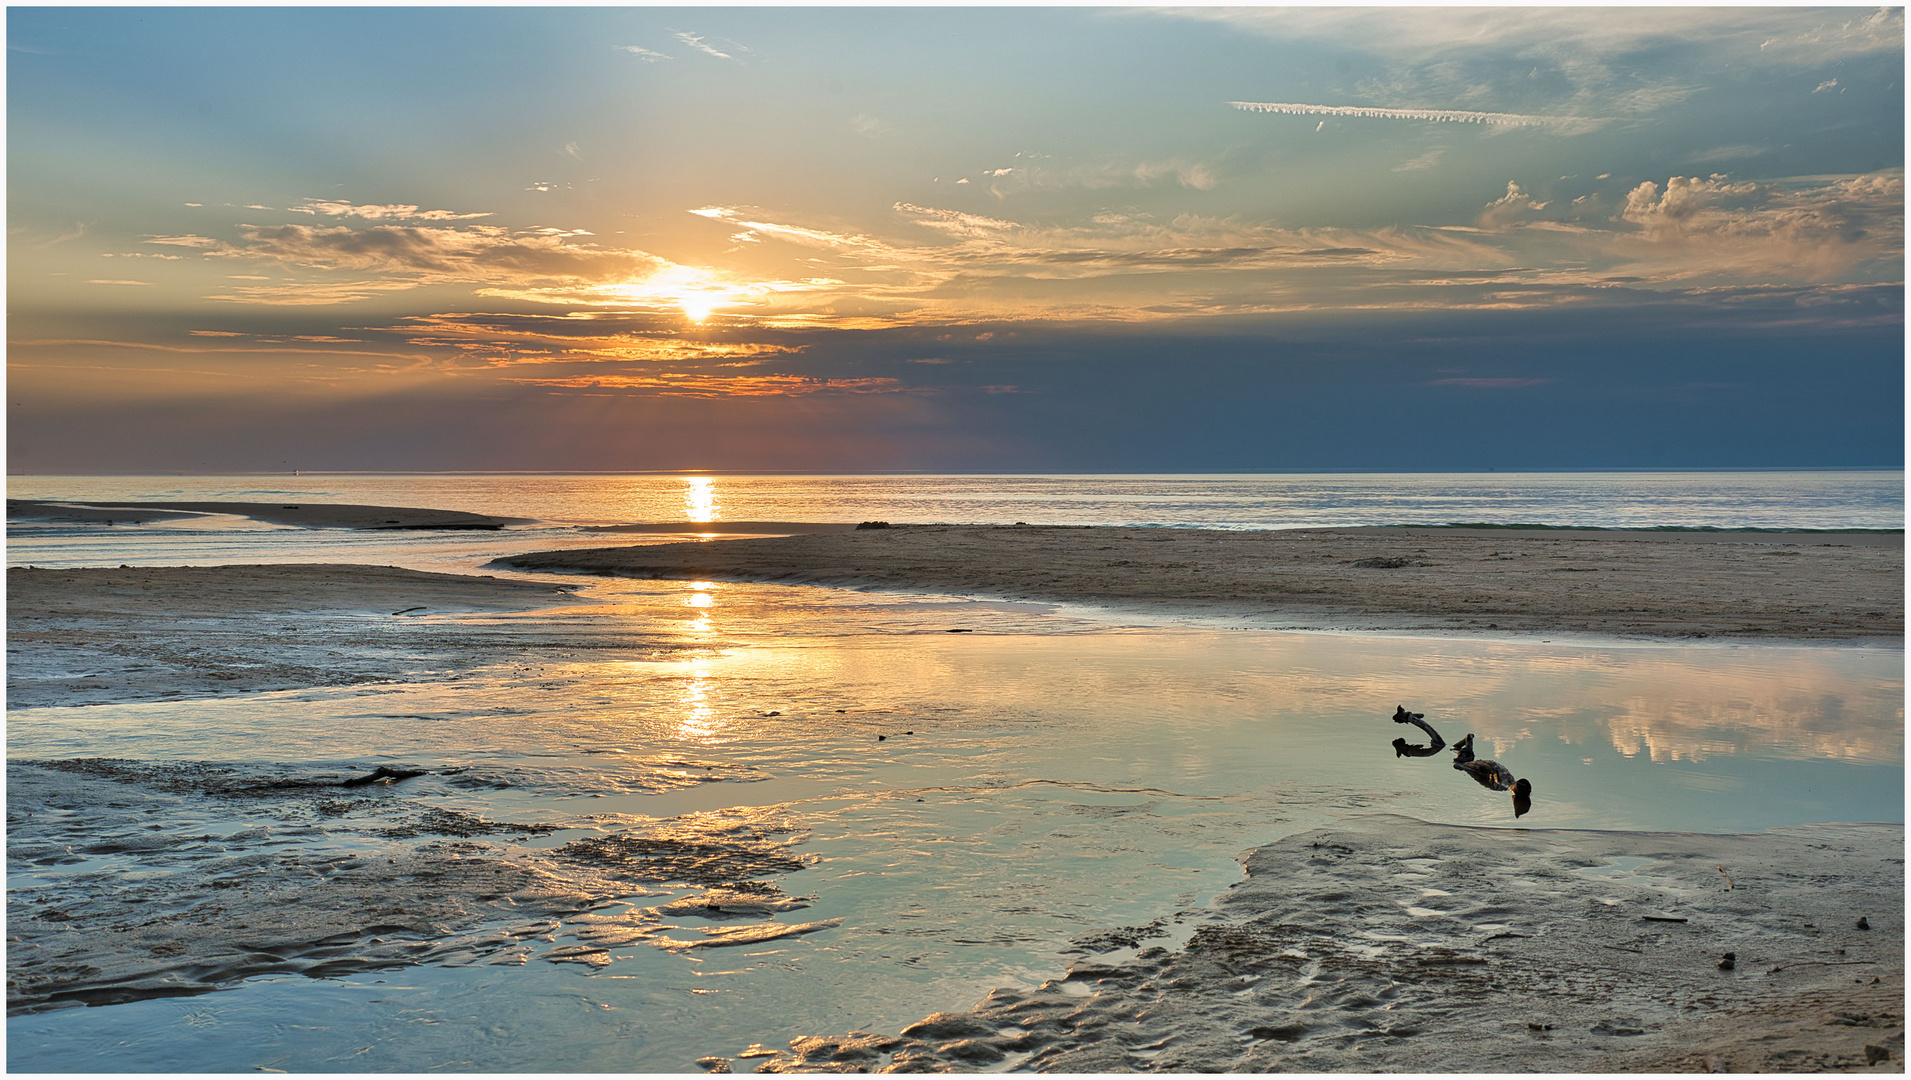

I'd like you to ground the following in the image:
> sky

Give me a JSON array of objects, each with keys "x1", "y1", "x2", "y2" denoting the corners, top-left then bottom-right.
[{"x1": 7, "y1": 6, "x2": 1904, "y2": 474}]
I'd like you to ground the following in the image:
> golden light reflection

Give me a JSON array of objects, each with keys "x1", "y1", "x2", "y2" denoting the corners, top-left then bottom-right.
[
  {"x1": 684, "y1": 581, "x2": 718, "y2": 636},
  {"x1": 677, "y1": 663, "x2": 718, "y2": 742},
  {"x1": 683, "y1": 477, "x2": 718, "y2": 522}
]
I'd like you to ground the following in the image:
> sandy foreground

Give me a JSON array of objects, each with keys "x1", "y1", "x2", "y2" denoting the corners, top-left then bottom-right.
[
  {"x1": 499, "y1": 524, "x2": 1904, "y2": 644},
  {"x1": 7, "y1": 533, "x2": 1905, "y2": 1070},
  {"x1": 6, "y1": 565, "x2": 829, "y2": 1017},
  {"x1": 732, "y1": 817, "x2": 1903, "y2": 1074}
]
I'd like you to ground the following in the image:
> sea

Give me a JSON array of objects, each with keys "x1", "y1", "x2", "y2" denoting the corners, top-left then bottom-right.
[{"x1": 6, "y1": 472, "x2": 1904, "y2": 1071}]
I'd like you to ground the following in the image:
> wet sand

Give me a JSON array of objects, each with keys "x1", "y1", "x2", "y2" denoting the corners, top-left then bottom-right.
[
  {"x1": 7, "y1": 759, "x2": 834, "y2": 1014},
  {"x1": 8, "y1": 498, "x2": 524, "y2": 530},
  {"x1": 500, "y1": 523, "x2": 1905, "y2": 644},
  {"x1": 7, "y1": 538, "x2": 1904, "y2": 1068},
  {"x1": 5, "y1": 564, "x2": 601, "y2": 706},
  {"x1": 735, "y1": 817, "x2": 1903, "y2": 1074}
]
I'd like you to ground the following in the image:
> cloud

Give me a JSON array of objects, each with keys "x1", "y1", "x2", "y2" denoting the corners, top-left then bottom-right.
[
  {"x1": 1173, "y1": 8, "x2": 1902, "y2": 129},
  {"x1": 1602, "y1": 172, "x2": 1904, "y2": 282},
  {"x1": 949, "y1": 155, "x2": 1226, "y2": 198},
  {"x1": 13, "y1": 337, "x2": 429, "y2": 362},
  {"x1": 288, "y1": 199, "x2": 492, "y2": 222},
  {"x1": 506, "y1": 373, "x2": 907, "y2": 397},
  {"x1": 1183, "y1": 8, "x2": 1902, "y2": 68},
  {"x1": 673, "y1": 31, "x2": 735, "y2": 60},
  {"x1": 1230, "y1": 100, "x2": 1607, "y2": 135},
  {"x1": 226, "y1": 222, "x2": 672, "y2": 286},
  {"x1": 1619, "y1": 176, "x2": 1760, "y2": 231},
  {"x1": 1813, "y1": 78, "x2": 1840, "y2": 93},
  {"x1": 85, "y1": 279, "x2": 154, "y2": 286},
  {"x1": 619, "y1": 45, "x2": 671, "y2": 62},
  {"x1": 388, "y1": 311, "x2": 804, "y2": 366},
  {"x1": 1479, "y1": 181, "x2": 1550, "y2": 226},
  {"x1": 142, "y1": 164, "x2": 1904, "y2": 328},
  {"x1": 1681, "y1": 145, "x2": 1768, "y2": 165},
  {"x1": 894, "y1": 203, "x2": 1021, "y2": 238},
  {"x1": 144, "y1": 234, "x2": 223, "y2": 248},
  {"x1": 1393, "y1": 148, "x2": 1446, "y2": 173},
  {"x1": 205, "y1": 279, "x2": 429, "y2": 306}
]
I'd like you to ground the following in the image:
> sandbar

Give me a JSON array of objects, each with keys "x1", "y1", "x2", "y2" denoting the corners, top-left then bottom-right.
[
  {"x1": 8, "y1": 498, "x2": 524, "y2": 530},
  {"x1": 499, "y1": 524, "x2": 1905, "y2": 644}
]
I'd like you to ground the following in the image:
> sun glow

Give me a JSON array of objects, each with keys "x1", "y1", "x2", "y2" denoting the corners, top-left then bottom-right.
[
  {"x1": 683, "y1": 478, "x2": 717, "y2": 522},
  {"x1": 601, "y1": 262, "x2": 767, "y2": 323},
  {"x1": 677, "y1": 291, "x2": 722, "y2": 323}
]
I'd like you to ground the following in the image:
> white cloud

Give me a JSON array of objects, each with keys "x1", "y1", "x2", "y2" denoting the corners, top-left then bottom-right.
[
  {"x1": 1393, "y1": 148, "x2": 1446, "y2": 173},
  {"x1": 144, "y1": 234, "x2": 222, "y2": 248},
  {"x1": 1480, "y1": 181, "x2": 1550, "y2": 226},
  {"x1": 894, "y1": 203, "x2": 1020, "y2": 237},
  {"x1": 206, "y1": 279, "x2": 433, "y2": 306},
  {"x1": 1813, "y1": 78, "x2": 1840, "y2": 93},
  {"x1": 1596, "y1": 172, "x2": 1905, "y2": 282},
  {"x1": 673, "y1": 31, "x2": 734, "y2": 60},
  {"x1": 1231, "y1": 101, "x2": 1607, "y2": 135},
  {"x1": 619, "y1": 45, "x2": 671, "y2": 62},
  {"x1": 289, "y1": 199, "x2": 492, "y2": 222},
  {"x1": 1169, "y1": 8, "x2": 1901, "y2": 127},
  {"x1": 1180, "y1": 8, "x2": 1902, "y2": 68}
]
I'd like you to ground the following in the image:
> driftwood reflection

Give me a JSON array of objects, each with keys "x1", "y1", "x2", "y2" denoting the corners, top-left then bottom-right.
[{"x1": 1392, "y1": 706, "x2": 1532, "y2": 818}]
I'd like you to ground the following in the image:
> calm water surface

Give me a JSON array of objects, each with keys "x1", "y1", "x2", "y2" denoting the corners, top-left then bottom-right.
[
  {"x1": 5, "y1": 475, "x2": 1903, "y2": 1071},
  {"x1": 10, "y1": 469, "x2": 1905, "y2": 530}
]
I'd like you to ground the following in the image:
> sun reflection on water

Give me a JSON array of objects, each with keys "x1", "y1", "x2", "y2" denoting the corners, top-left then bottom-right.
[
  {"x1": 685, "y1": 581, "x2": 720, "y2": 638},
  {"x1": 676, "y1": 662, "x2": 719, "y2": 742},
  {"x1": 683, "y1": 477, "x2": 718, "y2": 523}
]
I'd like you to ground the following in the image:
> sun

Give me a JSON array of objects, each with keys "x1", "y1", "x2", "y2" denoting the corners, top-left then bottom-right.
[{"x1": 677, "y1": 291, "x2": 720, "y2": 323}]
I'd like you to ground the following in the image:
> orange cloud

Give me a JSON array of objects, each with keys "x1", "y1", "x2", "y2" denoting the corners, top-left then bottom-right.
[{"x1": 507, "y1": 372, "x2": 908, "y2": 397}]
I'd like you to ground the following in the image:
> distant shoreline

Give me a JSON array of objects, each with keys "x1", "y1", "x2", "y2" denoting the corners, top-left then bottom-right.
[
  {"x1": 498, "y1": 523, "x2": 1905, "y2": 645},
  {"x1": 5, "y1": 498, "x2": 527, "y2": 531}
]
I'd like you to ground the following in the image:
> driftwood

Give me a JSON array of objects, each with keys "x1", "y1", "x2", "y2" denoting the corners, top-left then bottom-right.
[
  {"x1": 1391, "y1": 706, "x2": 1447, "y2": 757},
  {"x1": 340, "y1": 767, "x2": 429, "y2": 788},
  {"x1": 1390, "y1": 707, "x2": 1532, "y2": 818}
]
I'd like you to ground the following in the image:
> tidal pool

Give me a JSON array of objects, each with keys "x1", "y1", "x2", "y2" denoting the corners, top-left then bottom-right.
[{"x1": 7, "y1": 577, "x2": 1902, "y2": 1072}]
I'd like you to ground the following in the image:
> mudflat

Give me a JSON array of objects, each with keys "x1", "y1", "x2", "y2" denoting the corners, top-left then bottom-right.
[
  {"x1": 5, "y1": 564, "x2": 598, "y2": 707},
  {"x1": 500, "y1": 524, "x2": 1905, "y2": 643},
  {"x1": 739, "y1": 817, "x2": 1904, "y2": 1074},
  {"x1": 8, "y1": 498, "x2": 523, "y2": 530}
]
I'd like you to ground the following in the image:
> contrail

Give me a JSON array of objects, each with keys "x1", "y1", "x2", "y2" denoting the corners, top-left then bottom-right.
[{"x1": 1229, "y1": 101, "x2": 1605, "y2": 134}]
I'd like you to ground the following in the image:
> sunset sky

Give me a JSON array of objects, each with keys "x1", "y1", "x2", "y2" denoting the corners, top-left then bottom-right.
[{"x1": 8, "y1": 6, "x2": 1904, "y2": 473}]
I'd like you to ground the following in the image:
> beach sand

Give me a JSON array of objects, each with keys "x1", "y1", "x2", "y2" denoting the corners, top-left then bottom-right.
[
  {"x1": 500, "y1": 523, "x2": 1905, "y2": 644},
  {"x1": 8, "y1": 521, "x2": 1904, "y2": 1068},
  {"x1": 732, "y1": 817, "x2": 1903, "y2": 1074}
]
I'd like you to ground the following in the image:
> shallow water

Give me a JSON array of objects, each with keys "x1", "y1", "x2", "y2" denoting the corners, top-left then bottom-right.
[
  {"x1": 7, "y1": 570, "x2": 1902, "y2": 1072},
  {"x1": 10, "y1": 469, "x2": 1906, "y2": 531},
  {"x1": 5, "y1": 481, "x2": 1904, "y2": 1071}
]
